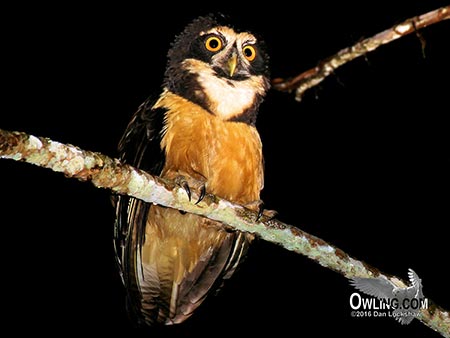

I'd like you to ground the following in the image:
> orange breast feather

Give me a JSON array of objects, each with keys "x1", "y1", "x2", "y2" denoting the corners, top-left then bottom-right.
[{"x1": 156, "y1": 90, "x2": 263, "y2": 204}]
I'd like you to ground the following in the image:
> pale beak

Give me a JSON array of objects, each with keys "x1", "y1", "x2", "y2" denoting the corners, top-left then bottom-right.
[{"x1": 227, "y1": 53, "x2": 238, "y2": 77}]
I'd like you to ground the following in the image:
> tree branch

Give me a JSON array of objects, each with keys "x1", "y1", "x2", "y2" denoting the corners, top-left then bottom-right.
[
  {"x1": 272, "y1": 6, "x2": 450, "y2": 101},
  {"x1": 1, "y1": 128, "x2": 449, "y2": 336}
]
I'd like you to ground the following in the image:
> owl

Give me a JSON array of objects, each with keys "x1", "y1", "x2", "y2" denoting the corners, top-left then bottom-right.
[{"x1": 114, "y1": 14, "x2": 270, "y2": 326}]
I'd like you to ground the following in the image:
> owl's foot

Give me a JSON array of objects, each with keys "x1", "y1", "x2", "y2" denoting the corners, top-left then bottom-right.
[
  {"x1": 174, "y1": 175, "x2": 206, "y2": 205},
  {"x1": 245, "y1": 200, "x2": 278, "y2": 222}
]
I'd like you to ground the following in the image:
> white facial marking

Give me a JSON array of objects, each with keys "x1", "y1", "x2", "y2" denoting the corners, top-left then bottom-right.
[
  {"x1": 199, "y1": 71, "x2": 258, "y2": 119},
  {"x1": 183, "y1": 58, "x2": 266, "y2": 119}
]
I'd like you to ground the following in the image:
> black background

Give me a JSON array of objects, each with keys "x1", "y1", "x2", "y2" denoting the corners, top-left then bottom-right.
[{"x1": 1, "y1": 2, "x2": 449, "y2": 336}]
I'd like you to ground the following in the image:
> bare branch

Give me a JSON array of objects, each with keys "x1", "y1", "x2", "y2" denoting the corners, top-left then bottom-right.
[
  {"x1": 1, "y1": 128, "x2": 449, "y2": 336},
  {"x1": 272, "y1": 6, "x2": 450, "y2": 101}
]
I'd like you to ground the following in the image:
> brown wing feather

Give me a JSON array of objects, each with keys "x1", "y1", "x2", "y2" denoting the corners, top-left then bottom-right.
[
  {"x1": 175, "y1": 232, "x2": 253, "y2": 322},
  {"x1": 113, "y1": 97, "x2": 167, "y2": 326},
  {"x1": 137, "y1": 207, "x2": 253, "y2": 325}
]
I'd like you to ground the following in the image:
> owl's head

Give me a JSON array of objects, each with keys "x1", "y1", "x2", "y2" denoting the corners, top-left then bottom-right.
[{"x1": 163, "y1": 14, "x2": 270, "y2": 124}]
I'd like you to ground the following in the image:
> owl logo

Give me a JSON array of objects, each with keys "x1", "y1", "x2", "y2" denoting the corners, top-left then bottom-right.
[{"x1": 350, "y1": 269, "x2": 425, "y2": 324}]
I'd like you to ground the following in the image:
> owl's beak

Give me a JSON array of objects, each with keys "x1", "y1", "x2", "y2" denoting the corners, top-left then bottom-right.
[{"x1": 227, "y1": 53, "x2": 238, "y2": 77}]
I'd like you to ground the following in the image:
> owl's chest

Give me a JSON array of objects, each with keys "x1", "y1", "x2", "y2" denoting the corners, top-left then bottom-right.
[{"x1": 160, "y1": 96, "x2": 263, "y2": 203}]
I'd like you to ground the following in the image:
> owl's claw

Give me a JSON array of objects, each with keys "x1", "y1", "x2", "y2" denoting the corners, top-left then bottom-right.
[
  {"x1": 245, "y1": 200, "x2": 278, "y2": 222},
  {"x1": 181, "y1": 181, "x2": 192, "y2": 201},
  {"x1": 174, "y1": 176, "x2": 192, "y2": 201},
  {"x1": 174, "y1": 175, "x2": 206, "y2": 205},
  {"x1": 256, "y1": 202, "x2": 264, "y2": 222},
  {"x1": 195, "y1": 185, "x2": 206, "y2": 205}
]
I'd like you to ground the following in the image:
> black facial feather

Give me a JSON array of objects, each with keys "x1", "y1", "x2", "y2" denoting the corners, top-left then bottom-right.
[
  {"x1": 164, "y1": 14, "x2": 220, "y2": 88},
  {"x1": 248, "y1": 39, "x2": 270, "y2": 78},
  {"x1": 189, "y1": 32, "x2": 225, "y2": 64}
]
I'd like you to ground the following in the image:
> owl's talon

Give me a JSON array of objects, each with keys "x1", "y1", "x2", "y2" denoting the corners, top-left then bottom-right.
[
  {"x1": 256, "y1": 202, "x2": 264, "y2": 222},
  {"x1": 245, "y1": 200, "x2": 278, "y2": 222},
  {"x1": 174, "y1": 175, "x2": 207, "y2": 204},
  {"x1": 181, "y1": 181, "x2": 191, "y2": 201},
  {"x1": 174, "y1": 176, "x2": 192, "y2": 201},
  {"x1": 245, "y1": 200, "x2": 264, "y2": 222},
  {"x1": 195, "y1": 185, "x2": 206, "y2": 205}
]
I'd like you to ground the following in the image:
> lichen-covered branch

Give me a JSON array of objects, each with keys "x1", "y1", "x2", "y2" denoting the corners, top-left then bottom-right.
[
  {"x1": 272, "y1": 6, "x2": 450, "y2": 101},
  {"x1": 0, "y1": 129, "x2": 449, "y2": 336}
]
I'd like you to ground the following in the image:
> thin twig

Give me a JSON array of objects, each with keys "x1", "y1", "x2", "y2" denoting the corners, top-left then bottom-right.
[
  {"x1": 272, "y1": 6, "x2": 450, "y2": 101},
  {"x1": 1, "y1": 129, "x2": 449, "y2": 336}
]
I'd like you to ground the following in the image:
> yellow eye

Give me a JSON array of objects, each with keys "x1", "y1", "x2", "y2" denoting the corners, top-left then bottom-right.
[
  {"x1": 242, "y1": 45, "x2": 256, "y2": 61},
  {"x1": 205, "y1": 36, "x2": 223, "y2": 52}
]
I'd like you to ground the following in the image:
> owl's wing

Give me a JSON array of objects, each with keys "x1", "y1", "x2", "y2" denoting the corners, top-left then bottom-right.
[
  {"x1": 350, "y1": 276, "x2": 395, "y2": 299},
  {"x1": 116, "y1": 97, "x2": 166, "y2": 174},
  {"x1": 408, "y1": 268, "x2": 423, "y2": 299},
  {"x1": 173, "y1": 230, "x2": 252, "y2": 323},
  {"x1": 113, "y1": 97, "x2": 166, "y2": 325}
]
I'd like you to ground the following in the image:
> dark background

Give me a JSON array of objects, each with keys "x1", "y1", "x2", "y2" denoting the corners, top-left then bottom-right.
[{"x1": 1, "y1": 2, "x2": 449, "y2": 336}]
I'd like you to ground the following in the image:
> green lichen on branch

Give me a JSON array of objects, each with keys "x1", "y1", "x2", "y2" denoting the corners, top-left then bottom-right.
[
  {"x1": 0, "y1": 129, "x2": 449, "y2": 336},
  {"x1": 272, "y1": 6, "x2": 450, "y2": 101}
]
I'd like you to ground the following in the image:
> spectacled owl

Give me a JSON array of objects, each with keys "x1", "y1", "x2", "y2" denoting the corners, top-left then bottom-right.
[{"x1": 114, "y1": 14, "x2": 270, "y2": 326}]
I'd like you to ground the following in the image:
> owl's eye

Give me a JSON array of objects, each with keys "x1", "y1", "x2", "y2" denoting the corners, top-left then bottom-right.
[
  {"x1": 242, "y1": 45, "x2": 256, "y2": 62},
  {"x1": 205, "y1": 36, "x2": 223, "y2": 52}
]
